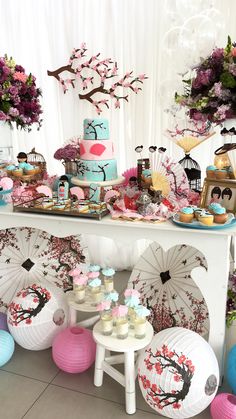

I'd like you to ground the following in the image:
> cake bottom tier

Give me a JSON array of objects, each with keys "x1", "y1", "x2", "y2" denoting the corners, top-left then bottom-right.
[{"x1": 77, "y1": 159, "x2": 118, "y2": 182}]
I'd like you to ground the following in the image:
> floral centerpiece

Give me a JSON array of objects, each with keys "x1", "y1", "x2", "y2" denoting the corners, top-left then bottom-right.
[
  {"x1": 0, "y1": 54, "x2": 42, "y2": 130},
  {"x1": 54, "y1": 137, "x2": 80, "y2": 175},
  {"x1": 175, "y1": 36, "x2": 236, "y2": 124}
]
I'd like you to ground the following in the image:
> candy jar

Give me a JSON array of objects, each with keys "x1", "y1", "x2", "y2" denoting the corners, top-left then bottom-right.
[
  {"x1": 124, "y1": 289, "x2": 140, "y2": 328},
  {"x1": 134, "y1": 305, "x2": 150, "y2": 339},
  {"x1": 112, "y1": 305, "x2": 129, "y2": 339},
  {"x1": 97, "y1": 301, "x2": 113, "y2": 336},
  {"x1": 102, "y1": 267, "x2": 115, "y2": 292},
  {"x1": 72, "y1": 274, "x2": 88, "y2": 303},
  {"x1": 88, "y1": 278, "x2": 102, "y2": 306}
]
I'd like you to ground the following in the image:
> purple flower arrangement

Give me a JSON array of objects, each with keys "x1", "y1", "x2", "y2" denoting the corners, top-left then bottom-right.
[
  {"x1": 175, "y1": 36, "x2": 236, "y2": 124},
  {"x1": 54, "y1": 138, "x2": 80, "y2": 162},
  {"x1": 0, "y1": 55, "x2": 42, "y2": 131}
]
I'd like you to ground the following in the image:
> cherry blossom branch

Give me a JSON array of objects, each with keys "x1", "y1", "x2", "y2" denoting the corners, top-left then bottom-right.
[{"x1": 47, "y1": 42, "x2": 148, "y2": 114}]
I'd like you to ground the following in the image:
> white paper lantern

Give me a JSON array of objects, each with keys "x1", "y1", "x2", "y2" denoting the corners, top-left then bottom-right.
[
  {"x1": 7, "y1": 282, "x2": 68, "y2": 350},
  {"x1": 138, "y1": 327, "x2": 219, "y2": 418}
]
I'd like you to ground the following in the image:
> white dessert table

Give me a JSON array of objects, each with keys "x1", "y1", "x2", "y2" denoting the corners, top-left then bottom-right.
[
  {"x1": 93, "y1": 320, "x2": 154, "y2": 414},
  {"x1": 0, "y1": 204, "x2": 234, "y2": 382}
]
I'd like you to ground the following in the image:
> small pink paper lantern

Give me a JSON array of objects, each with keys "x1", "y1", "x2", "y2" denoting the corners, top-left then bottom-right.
[
  {"x1": 210, "y1": 393, "x2": 236, "y2": 418},
  {"x1": 52, "y1": 326, "x2": 96, "y2": 373}
]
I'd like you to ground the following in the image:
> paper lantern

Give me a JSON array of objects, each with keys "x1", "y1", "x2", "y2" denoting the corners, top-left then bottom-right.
[
  {"x1": 227, "y1": 345, "x2": 236, "y2": 393},
  {"x1": 0, "y1": 312, "x2": 9, "y2": 331},
  {"x1": 138, "y1": 327, "x2": 219, "y2": 418},
  {"x1": 0, "y1": 330, "x2": 15, "y2": 366},
  {"x1": 52, "y1": 326, "x2": 96, "y2": 373},
  {"x1": 210, "y1": 393, "x2": 236, "y2": 418},
  {"x1": 7, "y1": 283, "x2": 68, "y2": 350}
]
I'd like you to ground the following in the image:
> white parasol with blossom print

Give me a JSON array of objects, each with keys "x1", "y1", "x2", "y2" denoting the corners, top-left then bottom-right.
[
  {"x1": 0, "y1": 227, "x2": 89, "y2": 312},
  {"x1": 128, "y1": 242, "x2": 209, "y2": 337}
]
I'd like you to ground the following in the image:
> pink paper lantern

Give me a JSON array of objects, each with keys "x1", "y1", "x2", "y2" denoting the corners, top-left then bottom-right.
[
  {"x1": 52, "y1": 326, "x2": 96, "y2": 373},
  {"x1": 210, "y1": 393, "x2": 236, "y2": 418}
]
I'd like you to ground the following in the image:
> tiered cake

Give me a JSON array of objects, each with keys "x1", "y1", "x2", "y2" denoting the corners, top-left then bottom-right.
[{"x1": 77, "y1": 119, "x2": 118, "y2": 182}]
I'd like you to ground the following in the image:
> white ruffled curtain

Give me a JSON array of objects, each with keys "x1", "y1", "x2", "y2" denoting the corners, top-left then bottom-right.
[{"x1": 0, "y1": 0, "x2": 236, "y2": 269}]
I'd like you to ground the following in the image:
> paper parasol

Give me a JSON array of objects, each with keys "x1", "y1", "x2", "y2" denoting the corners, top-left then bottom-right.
[
  {"x1": 128, "y1": 242, "x2": 209, "y2": 337},
  {"x1": 0, "y1": 227, "x2": 88, "y2": 312},
  {"x1": 149, "y1": 153, "x2": 189, "y2": 201}
]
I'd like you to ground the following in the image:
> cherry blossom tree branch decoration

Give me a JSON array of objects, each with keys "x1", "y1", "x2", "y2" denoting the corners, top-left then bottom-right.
[
  {"x1": 8, "y1": 284, "x2": 51, "y2": 326},
  {"x1": 139, "y1": 345, "x2": 195, "y2": 411},
  {"x1": 47, "y1": 43, "x2": 148, "y2": 114}
]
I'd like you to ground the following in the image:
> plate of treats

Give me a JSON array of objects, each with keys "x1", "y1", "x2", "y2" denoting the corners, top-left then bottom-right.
[{"x1": 172, "y1": 205, "x2": 236, "y2": 229}]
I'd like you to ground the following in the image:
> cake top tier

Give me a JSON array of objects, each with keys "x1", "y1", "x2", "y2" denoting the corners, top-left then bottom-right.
[{"x1": 83, "y1": 119, "x2": 109, "y2": 140}]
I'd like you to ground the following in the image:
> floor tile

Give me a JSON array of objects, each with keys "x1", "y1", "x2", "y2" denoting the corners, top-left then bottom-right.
[
  {"x1": 1, "y1": 344, "x2": 59, "y2": 383},
  {"x1": 0, "y1": 370, "x2": 47, "y2": 419},
  {"x1": 23, "y1": 384, "x2": 157, "y2": 419}
]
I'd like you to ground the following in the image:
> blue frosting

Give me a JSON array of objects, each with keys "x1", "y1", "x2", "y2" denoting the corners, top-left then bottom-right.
[
  {"x1": 7, "y1": 165, "x2": 16, "y2": 170},
  {"x1": 24, "y1": 163, "x2": 34, "y2": 170},
  {"x1": 84, "y1": 119, "x2": 109, "y2": 140},
  {"x1": 135, "y1": 305, "x2": 150, "y2": 317},
  {"x1": 18, "y1": 162, "x2": 28, "y2": 169},
  {"x1": 214, "y1": 206, "x2": 226, "y2": 215},
  {"x1": 104, "y1": 291, "x2": 119, "y2": 302},
  {"x1": 208, "y1": 203, "x2": 222, "y2": 211},
  {"x1": 181, "y1": 207, "x2": 194, "y2": 214},
  {"x1": 142, "y1": 169, "x2": 152, "y2": 178},
  {"x1": 206, "y1": 165, "x2": 217, "y2": 171},
  {"x1": 102, "y1": 267, "x2": 115, "y2": 277},
  {"x1": 77, "y1": 159, "x2": 117, "y2": 182},
  {"x1": 89, "y1": 264, "x2": 101, "y2": 272},
  {"x1": 89, "y1": 278, "x2": 101, "y2": 288},
  {"x1": 124, "y1": 296, "x2": 140, "y2": 308}
]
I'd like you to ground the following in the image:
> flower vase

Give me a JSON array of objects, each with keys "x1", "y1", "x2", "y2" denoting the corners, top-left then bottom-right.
[
  {"x1": 63, "y1": 161, "x2": 78, "y2": 175},
  {"x1": 0, "y1": 122, "x2": 13, "y2": 163}
]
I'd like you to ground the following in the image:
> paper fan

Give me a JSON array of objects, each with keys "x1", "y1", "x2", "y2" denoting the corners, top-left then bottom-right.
[
  {"x1": 0, "y1": 227, "x2": 89, "y2": 312},
  {"x1": 128, "y1": 242, "x2": 209, "y2": 337},
  {"x1": 69, "y1": 186, "x2": 85, "y2": 200},
  {"x1": 149, "y1": 152, "x2": 189, "y2": 201},
  {"x1": 121, "y1": 167, "x2": 138, "y2": 186},
  {"x1": 151, "y1": 172, "x2": 170, "y2": 197}
]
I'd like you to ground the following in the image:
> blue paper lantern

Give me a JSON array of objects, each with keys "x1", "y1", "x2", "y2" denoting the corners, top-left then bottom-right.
[
  {"x1": 0, "y1": 330, "x2": 15, "y2": 367},
  {"x1": 227, "y1": 345, "x2": 236, "y2": 393}
]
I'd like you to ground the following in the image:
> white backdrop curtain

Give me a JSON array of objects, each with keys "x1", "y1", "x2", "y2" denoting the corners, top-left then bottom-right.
[{"x1": 0, "y1": 0, "x2": 235, "y2": 269}]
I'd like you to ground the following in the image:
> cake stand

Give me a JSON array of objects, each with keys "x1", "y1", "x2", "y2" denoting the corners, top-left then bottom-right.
[{"x1": 71, "y1": 176, "x2": 125, "y2": 187}]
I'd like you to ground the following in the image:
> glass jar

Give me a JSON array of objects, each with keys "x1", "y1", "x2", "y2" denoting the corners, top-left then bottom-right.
[
  {"x1": 91, "y1": 286, "x2": 103, "y2": 306},
  {"x1": 116, "y1": 315, "x2": 129, "y2": 339},
  {"x1": 128, "y1": 307, "x2": 136, "y2": 329},
  {"x1": 74, "y1": 285, "x2": 86, "y2": 304},
  {"x1": 101, "y1": 309, "x2": 113, "y2": 336},
  {"x1": 104, "y1": 276, "x2": 114, "y2": 292},
  {"x1": 134, "y1": 316, "x2": 146, "y2": 339}
]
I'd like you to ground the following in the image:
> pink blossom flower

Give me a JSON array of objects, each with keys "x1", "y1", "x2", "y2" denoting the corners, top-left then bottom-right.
[
  {"x1": 13, "y1": 71, "x2": 28, "y2": 83},
  {"x1": 114, "y1": 100, "x2": 120, "y2": 109}
]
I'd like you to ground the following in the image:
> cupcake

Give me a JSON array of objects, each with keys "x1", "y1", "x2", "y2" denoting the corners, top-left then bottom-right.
[
  {"x1": 12, "y1": 167, "x2": 23, "y2": 177},
  {"x1": 215, "y1": 169, "x2": 228, "y2": 179},
  {"x1": 213, "y1": 206, "x2": 228, "y2": 224},
  {"x1": 199, "y1": 211, "x2": 214, "y2": 226},
  {"x1": 6, "y1": 164, "x2": 15, "y2": 176},
  {"x1": 206, "y1": 165, "x2": 217, "y2": 179},
  {"x1": 179, "y1": 207, "x2": 194, "y2": 223},
  {"x1": 208, "y1": 202, "x2": 223, "y2": 215},
  {"x1": 194, "y1": 208, "x2": 203, "y2": 220},
  {"x1": 24, "y1": 163, "x2": 36, "y2": 175}
]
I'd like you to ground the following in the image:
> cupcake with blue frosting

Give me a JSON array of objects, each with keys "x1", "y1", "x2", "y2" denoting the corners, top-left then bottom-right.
[
  {"x1": 213, "y1": 206, "x2": 227, "y2": 224},
  {"x1": 206, "y1": 165, "x2": 217, "y2": 179},
  {"x1": 179, "y1": 207, "x2": 194, "y2": 223}
]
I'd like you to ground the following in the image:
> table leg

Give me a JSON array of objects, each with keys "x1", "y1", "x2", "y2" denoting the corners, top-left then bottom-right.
[
  {"x1": 69, "y1": 306, "x2": 77, "y2": 326},
  {"x1": 94, "y1": 344, "x2": 105, "y2": 387},
  {"x1": 124, "y1": 351, "x2": 136, "y2": 414}
]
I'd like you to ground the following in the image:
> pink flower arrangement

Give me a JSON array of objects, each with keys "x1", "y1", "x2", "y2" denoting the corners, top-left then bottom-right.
[
  {"x1": 0, "y1": 55, "x2": 42, "y2": 130},
  {"x1": 54, "y1": 137, "x2": 80, "y2": 162}
]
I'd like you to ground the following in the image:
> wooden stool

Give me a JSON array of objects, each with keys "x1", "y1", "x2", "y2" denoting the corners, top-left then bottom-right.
[{"x1": 93, "y1": 321, "x2": 153, "y2": 414}]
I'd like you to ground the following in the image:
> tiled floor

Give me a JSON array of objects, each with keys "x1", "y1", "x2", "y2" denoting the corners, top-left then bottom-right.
[{"x1": 0, "y1": 271, "x2": 229, "y2": 419}]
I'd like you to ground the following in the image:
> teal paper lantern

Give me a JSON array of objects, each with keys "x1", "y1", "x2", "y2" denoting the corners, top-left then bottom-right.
[
  {"x1": 0, "y1": 330, "x2": 15, "y2": 366},
  {"x1": 227, "y1": 345, "x2": 236, "y2": 393}
]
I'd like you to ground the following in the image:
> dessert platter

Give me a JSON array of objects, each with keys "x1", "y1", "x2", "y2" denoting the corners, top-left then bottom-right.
[{"x1": 172, "y1": 204, "x2": 236, "y2": 230}]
